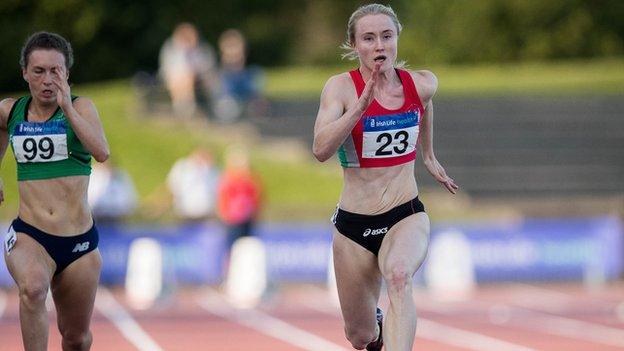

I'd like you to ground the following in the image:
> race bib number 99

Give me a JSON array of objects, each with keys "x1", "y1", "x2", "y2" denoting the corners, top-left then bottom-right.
[
  {"x1": 362, "y1": 111, "x2": 419, "y2": 159},
  {"x1": 12, "y1": 121, "x2": 68, "y2": 163}
]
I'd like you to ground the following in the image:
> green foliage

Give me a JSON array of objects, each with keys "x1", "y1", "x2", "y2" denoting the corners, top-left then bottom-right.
[
  {"x1": 1, "y1": 0, "x2": 623, "y2": 90},
  {"x1": 399, "y1": 0, "x2": 624, "y2": 64},
  {"x1": 0, "y1": 0, "x2": 302, "y2": 90},
  {"x1": 0, "y1": 80, "x2": 343, "y2": 221}
]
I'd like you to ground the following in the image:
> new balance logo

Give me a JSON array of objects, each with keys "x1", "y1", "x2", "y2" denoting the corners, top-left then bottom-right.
[
  {"x1": 72, "y1": 242, "x2": 90, "y2": 253},
  {"x1": 363, "y1": 227, "x2": 388, "y2": 237}
]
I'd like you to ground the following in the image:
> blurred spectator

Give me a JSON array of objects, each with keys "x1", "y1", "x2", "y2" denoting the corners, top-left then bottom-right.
[
  {"x1": 88, "y1": 159, "x2": 138, "y2": 224},
  {"x1": 217, "y1": 145, "x2": 262, "y2": 246},
  {"x1": 159, "y1": 22, "x2": 217, "y2": 118},
  {"x1": 214, "y1": 29, "x2": 268, "y2": 122},
  {"x1": 167, "y1": 147, "x2": 221, "y2": 221}
]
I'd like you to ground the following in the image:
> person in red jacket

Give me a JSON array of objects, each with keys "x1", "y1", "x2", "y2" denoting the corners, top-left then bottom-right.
[{"x1": 217, "y1": 145, "x2": 262, "y2": 248}]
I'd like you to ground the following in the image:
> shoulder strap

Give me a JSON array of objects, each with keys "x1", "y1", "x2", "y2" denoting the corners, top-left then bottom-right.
[
  {"x1": 7, "y1": 96, "x2": 28, "y2": 125},
  {"x1": 348, "y1": 69, "x2": 365, "y2": 97},
  {"x1": 6, "y1": 98, "x2": 19, "y2": 125},
  {"x1": 396, "y1": 69, "x2": 422, "y2": 106}
]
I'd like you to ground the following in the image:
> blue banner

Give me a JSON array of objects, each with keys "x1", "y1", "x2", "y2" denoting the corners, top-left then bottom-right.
[
  {"x1": 257, "y1": 223, "x2": 333, "y2": 281},
  {"x1": 0, "y1": 216, "x2": 622, "y2": 287},
  {"x1": 97, "y1": 222, "x2": 227, "y2": 285},
  {"x1": 432, "y1": 216, "x2": 623, "y2": 282}
]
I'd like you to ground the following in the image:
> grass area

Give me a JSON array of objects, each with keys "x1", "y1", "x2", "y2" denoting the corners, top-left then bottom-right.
[
  {"x1": 0, "y1": 80, "x2": 344, "y2": 222},
  {"x1": 264, "y1": 57, "x2": 624, "y2": 98},
  {"x1": 1, "y1": 58, "x2": 622, "y2": 222}
]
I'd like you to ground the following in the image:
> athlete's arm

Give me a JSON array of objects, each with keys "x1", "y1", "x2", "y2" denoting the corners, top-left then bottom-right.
[
  {"x1": 0, "y1": 98, "x2": 16, "y2": 205},
  {"x1": 313, "y1": 63, "x2": 381, "y2": 162},
  {"x1": 413, "y1": 70, "x2": 458, "y2": 194},
  {"x1": 413, "y1": 70, "x2": 438, "y2": 162},
  {"x1": 51, "y1": 66, "x2": 110, "y2": 162},
  {"x1": 66, "y1": 97, "x2": 110, "y2": 162}
]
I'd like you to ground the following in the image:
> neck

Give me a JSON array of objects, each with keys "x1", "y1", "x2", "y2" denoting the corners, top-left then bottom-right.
[
  {"x1": 29, "y1": 98, "x2": 58, "y2": 118},
  {"x1": 360, "y1": 66, "x2": 399, "y2": 87}
]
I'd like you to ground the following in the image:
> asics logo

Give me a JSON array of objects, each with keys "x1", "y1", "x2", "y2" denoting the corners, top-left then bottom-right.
[
  {"x1": 363, "y1": 227, "x2": 388, "y2": 237},
  {"x1": 72, "y1": 242, "x2": 90, "y2": 253}
]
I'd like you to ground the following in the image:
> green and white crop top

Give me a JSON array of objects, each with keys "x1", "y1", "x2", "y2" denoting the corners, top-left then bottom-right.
[{"x1": 7, "y1": 96, "x2": 91, "y2": 181}]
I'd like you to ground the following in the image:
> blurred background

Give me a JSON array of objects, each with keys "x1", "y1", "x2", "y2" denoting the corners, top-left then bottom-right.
[{"x1": 0, "y1": 1, "x2": 623, "y2": 350}]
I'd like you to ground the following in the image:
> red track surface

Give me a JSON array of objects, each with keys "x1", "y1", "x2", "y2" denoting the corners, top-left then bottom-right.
[{"x1": 0, "y1": 282, "x2": 623, "y2": 350}]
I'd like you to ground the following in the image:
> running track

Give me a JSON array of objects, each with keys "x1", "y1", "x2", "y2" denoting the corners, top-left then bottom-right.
[{"x1": 0, "y1": 282, "x2": 623, "y2": 350}]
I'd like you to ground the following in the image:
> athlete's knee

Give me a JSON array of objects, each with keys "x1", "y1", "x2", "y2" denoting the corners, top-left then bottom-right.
[
  {"x1": 344, "y1": 324, "x2": 377, "y2": 350},
  {"x1": 18, "y1": 280, "x2": 49, "y2": 309},
  {"x1": 383, "y1": 263, "x2": 412, "y2": 294},
  {"x1": 61, "y1": 329, "x2": 92, "y2": 351}
]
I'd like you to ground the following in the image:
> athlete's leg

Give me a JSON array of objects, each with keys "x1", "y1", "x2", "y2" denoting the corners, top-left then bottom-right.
[
  {"x1": 51, "y1": 249, "x2": 102, "y2": 351},
  {"x1": 5, "y1": 233, "x2": 56, "y2": 351},
  {"x1": 378, "y1": 212, "x2": 430, "y2": 351},
  {"x1": 333, "y1": 232, "x2": 382, "y2": 350}
]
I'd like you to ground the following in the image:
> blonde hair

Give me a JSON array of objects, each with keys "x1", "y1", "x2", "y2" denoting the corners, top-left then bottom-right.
[{"x1": 340, "y1": 3, "x2": 402, "y2": 61}]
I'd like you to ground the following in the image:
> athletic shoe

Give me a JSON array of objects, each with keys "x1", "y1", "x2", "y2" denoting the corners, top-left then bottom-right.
[{"x1": 366, "y1": 307, "x2": 384, "y2": 351}]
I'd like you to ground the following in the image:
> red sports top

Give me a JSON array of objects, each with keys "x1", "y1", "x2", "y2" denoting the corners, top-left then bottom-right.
[{"x1": 338, "y1": 68, "x2": 424, "y2": 168}]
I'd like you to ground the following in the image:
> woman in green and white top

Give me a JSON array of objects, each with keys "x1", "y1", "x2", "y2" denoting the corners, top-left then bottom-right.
[{"x1": 0, "y1": 31, "x2": 109, "y2": 351}]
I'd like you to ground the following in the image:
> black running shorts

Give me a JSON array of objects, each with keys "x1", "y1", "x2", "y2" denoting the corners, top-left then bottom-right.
[{"x1": 331, "y1": 197, "x2": 425, "y2": 256}]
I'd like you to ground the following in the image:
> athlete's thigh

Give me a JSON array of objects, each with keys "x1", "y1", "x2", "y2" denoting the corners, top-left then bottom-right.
[
  {"x1": 51, "y1": 249, "x2": 102, "y2": 332},
  {"x1": 333, "y1": 231, "x2": 382, "y2": 325},
  {"x1": 378, "y1": 212, "x2": 430, "y2": 277},
  {"x1": 4, "y1": 232, "x2": 56, "y2": 288}
]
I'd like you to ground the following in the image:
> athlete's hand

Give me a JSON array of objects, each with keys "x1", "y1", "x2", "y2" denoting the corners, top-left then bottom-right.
[
  {"x1": 424, "y1": 157, "x2": 458, "y2": 194},
  {"x1": 51, "y1": 65, "x2": 72, "y2": 110},
  {"x1": 356, "y1": 62, "x2": 381, "y2": 113}
]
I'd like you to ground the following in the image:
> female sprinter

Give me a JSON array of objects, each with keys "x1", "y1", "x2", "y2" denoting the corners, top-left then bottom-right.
[
  {"x1": 313, "y1": 4, "x2": 457, "y2": 350},
  {"x1": 1, "y1": 31, "x2": 109, "y2": 350}
]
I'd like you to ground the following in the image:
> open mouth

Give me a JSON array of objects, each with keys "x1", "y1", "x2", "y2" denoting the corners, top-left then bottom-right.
[
  {"x1": 374, "y1": 55, "x2": 387, "y2": 63},
  {"x1": 42, "y1": 89, "x2": 53, "y2": 96}
]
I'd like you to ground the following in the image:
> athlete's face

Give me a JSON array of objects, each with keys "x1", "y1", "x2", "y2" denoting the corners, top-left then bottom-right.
[
  {"x1": 22, "y1": 49, "x2": 68, "y2": 105},
  {"x1": 354, "y1": 14, "x2": 398, "y2": 72}
]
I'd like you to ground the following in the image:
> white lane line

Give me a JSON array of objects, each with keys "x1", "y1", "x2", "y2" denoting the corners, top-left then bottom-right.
[
  {"x1": 302, "y1": 293, "x2": 536, "y2": 351},
  {"x1": 95, "y1": 287, "x2": 164, "y2": 351},
  {"x1": 510, "y1": 310, "x2": 624, "y2": 348},
  {"x1": 418, "y1": 319, "x2": 537, "y2": 351},
  {"x1": 514, "y1": 282, "x2": 624, "y2": 306},
  {"x1": 0, "y1": 290, "x2": 6, "y2": 318},
  {"x1": 497, "y1": 284, "x2": 624, "y2": 346},
  {"x1": 513, "y1": 284, "x2": 575, "y2": 300},
  {"x1": 511, "y1": 283, "x2": 622, "y2": 316},
  {"x1": 507, "y1": 287, "x2": 576, "y2": 312},
  {"x1": 617, "y1": 302, "x2": 624, "y2": 323},
  {"x1": 198, "y1": 289, "x2": 350, "y2": 351},
  {"x1": 417, "y1": 290, "x2": 624, "y2": 348}
]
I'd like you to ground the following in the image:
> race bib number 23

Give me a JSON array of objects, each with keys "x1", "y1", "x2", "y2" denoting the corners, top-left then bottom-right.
[
  {"x1": 12, "y1": 121, "x2": 68, "y2": 163},
  {"x1": 362, "y1": 111, "x2": 419, "y2": 159}
]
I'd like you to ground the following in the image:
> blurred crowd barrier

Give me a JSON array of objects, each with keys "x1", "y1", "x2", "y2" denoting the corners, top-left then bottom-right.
[{"x1": 1, "y1": 217, "x2": 622, "y2": 288}]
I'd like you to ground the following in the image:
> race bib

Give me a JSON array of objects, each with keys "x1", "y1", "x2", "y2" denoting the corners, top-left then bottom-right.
[
  {"x1": 12, "y1": 121, "x2": 68, "y2": 163},
  {"x1": 362, "y1": 111, "x2": 419, "y2": 159},
  {"x1": 4, "y1": 226, "x2": 16, "y2": 254}
]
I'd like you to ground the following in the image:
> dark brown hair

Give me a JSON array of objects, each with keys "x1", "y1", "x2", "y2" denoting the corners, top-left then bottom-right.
[{"x1": 20, "y1": 31, "x2": 74, "y2": 69}]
